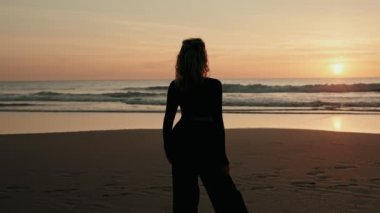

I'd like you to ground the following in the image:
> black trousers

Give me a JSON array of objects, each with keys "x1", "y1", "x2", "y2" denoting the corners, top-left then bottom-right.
[{"x1": 172, "y1": 163, "x2": 249, "y2": 213}]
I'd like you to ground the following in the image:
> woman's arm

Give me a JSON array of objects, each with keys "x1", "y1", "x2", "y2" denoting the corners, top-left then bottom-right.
[
  {"x1": 214, "y1": 80, "x2": 230, "y2": 167},
  {"x1": 162, "y1": 81, "x2": 178, "y2": 164}
]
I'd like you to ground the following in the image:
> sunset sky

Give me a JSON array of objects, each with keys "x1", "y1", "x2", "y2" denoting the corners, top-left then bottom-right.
[{"x1": 1, "y1": 0, "x2": 380, "y2": 80}]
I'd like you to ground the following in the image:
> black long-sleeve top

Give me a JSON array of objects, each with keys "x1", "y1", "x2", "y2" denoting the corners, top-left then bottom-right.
[{"x1": 162, "y1": 77, "x2": 229, "y2": 166}]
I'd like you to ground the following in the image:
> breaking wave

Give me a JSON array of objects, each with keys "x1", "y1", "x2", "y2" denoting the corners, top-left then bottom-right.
[
  {"x1": 122, "y1": 83, "x2": 380, "y2": 93},
  {"x1": 222, "y1": 83, "x2": 380, "y2": 93}
]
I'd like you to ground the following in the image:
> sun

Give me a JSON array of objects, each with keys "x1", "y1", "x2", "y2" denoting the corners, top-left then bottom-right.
[{"x1": 332, "y1": 63, "x2": 344, "y2": 75}]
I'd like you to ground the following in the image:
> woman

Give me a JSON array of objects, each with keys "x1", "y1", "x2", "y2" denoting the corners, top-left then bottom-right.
[{"x1": 163, "y1": 38, "x2": 248, "y2": 213}]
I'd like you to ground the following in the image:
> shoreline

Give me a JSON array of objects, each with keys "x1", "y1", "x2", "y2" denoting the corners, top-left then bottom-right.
[
  {"x1": 1, "y1": 109, "x2": 380, "y2": 114},
  {"x1": 1, "y1": 127, "x2": 380, "y2": 136},
  {"x1": 1, "y1": 111, "x2": 380, "y2": 134}
]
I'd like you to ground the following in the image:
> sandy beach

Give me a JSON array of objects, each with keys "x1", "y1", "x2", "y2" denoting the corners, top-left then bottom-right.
[{"x1": 1, "y1": 129, "x2": 380, "y2": 212}]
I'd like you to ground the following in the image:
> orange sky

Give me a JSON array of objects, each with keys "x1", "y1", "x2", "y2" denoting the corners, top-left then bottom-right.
[{"x1": 1, "y1": 0, "x2": 380, "y2": 81}]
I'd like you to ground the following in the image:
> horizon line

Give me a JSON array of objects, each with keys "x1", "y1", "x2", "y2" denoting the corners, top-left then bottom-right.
[{"x1": 1, "y1": 76, "x2": 380, "y2": 82}]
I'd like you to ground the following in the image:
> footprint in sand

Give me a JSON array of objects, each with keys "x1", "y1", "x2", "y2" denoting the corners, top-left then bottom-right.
[
  {"x1": 6, "y1": 185, "x2": 31, "y2": 192},
  {"x1": 329, "y1": 183, "x2": 359, "y2": 188},
  {"x1": 104, "y1": 182, "x2": 127, "y2": 190},
  {"x1": 368, "y1": 178, "x2": 380, "y2": 188},
  {"x1": 104, "y1": 182, "x2": 126, "y2": 189},
  {"x1": 250, "y1": 185, "x2": 274, "y2": 191},
  {"x1": 56, "y1": 171, "x2": 82, "y2": 178},
  {"x1": 102, "y1": 181, "x2": 129, "y2": 198},
  {"x1": 306, "y1": 168, "x2": 330, "y2": 180},
  {"x1": 334, "y1": 165, "x2": 357, "y2": 170},
  {"x1": 43, "y1": 188, "x2": 79, "y2": 193},
  {"x1": 251, "y1": 173, "x2": 280, "y2": 180},
  {"x1": 290, "y1": 180, "x2": 316, "y2": 188},
  {"x1": 328, "y1": 182, "x2": 374, "y2": 196},
  {"x1": 102, "y1": 192, "x2": 129, "y2": 197}
]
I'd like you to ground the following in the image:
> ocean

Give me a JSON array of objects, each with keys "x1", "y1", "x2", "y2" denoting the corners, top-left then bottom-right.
[{"x1": 1, "y1": 78, "x2": 380, "y2": 114}]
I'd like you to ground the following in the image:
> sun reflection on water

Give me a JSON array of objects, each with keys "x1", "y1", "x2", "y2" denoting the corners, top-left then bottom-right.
[{"x1": 333, "y1": 117, "x2": 342, "y2": 131}]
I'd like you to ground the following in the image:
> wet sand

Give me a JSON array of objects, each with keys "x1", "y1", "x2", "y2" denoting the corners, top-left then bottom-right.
[{"x1": 0, "y1": 129, "x2": 380, "y2": 212}]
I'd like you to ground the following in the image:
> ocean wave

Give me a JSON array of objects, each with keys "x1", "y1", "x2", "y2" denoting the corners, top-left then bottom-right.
[
  {"x1": 222, "y1": 83, "x2": 380, "y2": 93},
  {"x1": 120, "y1": 83, "x2": 380, "y2": 93},
  {"x1": 1, "y1": 90, "x2": 380, "y2": 108},
  {"x1": 121, "y1": 86, "x2": 168, "y2": 91},
  {"x1": 1, "y1": 89, "x2": 380, "y2": 110},
  {"x1": 0, "y1": 103, "x2": 40, "y2": 107},
  {"x1": 105, "y1": 92, "x2": 163, "y2": 98},
  {"x1": 0, "y1": 91, "x2": 164, "y2": 102},
  {"x1": 122, "y1": 99, "x2": 380, "y2": 108},
  {"x1": 223, "y1": 100, "x2": 380, "y2": 108}
]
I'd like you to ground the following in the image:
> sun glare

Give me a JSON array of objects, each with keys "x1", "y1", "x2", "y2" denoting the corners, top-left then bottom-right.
[
  {"x1": 333, "y1": 117, "x2": 342, "y2": 131},
  {"x1": 332, "y1": 63, "x2": 344, "y2": 75}
]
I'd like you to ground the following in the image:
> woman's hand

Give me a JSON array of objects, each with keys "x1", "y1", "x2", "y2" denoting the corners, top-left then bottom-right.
[
  {"x1": 166, "y1": 154, "x2": 173, "y2": 165},
  {"x1": 168, "y1": 157, "x2": 173, "y2": 165},
  {"x1": 223, "y1": 164, "x2": 230, "y2": 174}
]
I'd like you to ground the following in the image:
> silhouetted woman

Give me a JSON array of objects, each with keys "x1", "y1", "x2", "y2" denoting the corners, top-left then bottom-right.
[{"x1": 163, "y1": 38, "x2": 248, "y2": 213}]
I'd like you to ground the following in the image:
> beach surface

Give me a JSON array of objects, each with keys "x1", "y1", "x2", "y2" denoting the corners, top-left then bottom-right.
[{"x1": 1, "y1": 129, "x2": 380, "y2": 212}]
